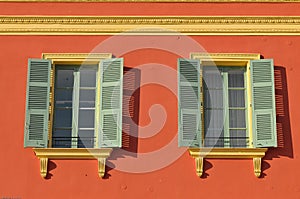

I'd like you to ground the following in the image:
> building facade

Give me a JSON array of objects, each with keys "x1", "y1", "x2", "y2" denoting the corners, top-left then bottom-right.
[{"x1": 0, "y1": 1, "x2": 299, "y2": 199}]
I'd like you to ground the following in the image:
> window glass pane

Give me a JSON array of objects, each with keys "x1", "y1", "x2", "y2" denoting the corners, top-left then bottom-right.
[
  {"x1": 56, "y1": 69, "x2": 74, "y2": 88},
  {"x1": 230, "y1": 130, "x2": 247, "y2": 147},
  {"x1": 204, "y1": 109, "x2": 224, "y2": 147},
  {"x1": 229, "y1": 90, "x2": 245, "y2": 107},
  {"x1": 78, "y1": 130, "x2": 95, "y2": 148},
  {"x1": 53, "y1": 109, "x2": 72, "y2": 128},
  {"x1": 55, "y1": 89, "x2": 73, "y2": 108},
  {"x1": 203, "y1": 68, "x2": 223, "y2": 89},
  {"x1": 80, "y1": 68, "x2": 97, "y2": 87},
  {"x1": 229, "y1": 109, "x2": 246, "y2": 128},
  {"x1": 228, "y1": 70, "x2": 244, "y2": 88},
  {"x1": 203, "y1": 67, "x2": 225, "y2": 148},
  {"x1": 204, "y1": 129, "x2": 224, "y2": 147},
  {"x1": 52, "y1": 129, "x2": 72, "y2": 148},
  {"x1": 79, "y1": 89, "x2": 96, "y2": 108},
  {"x1": 78, "y1": 110, "x2": 95, "y2": 128},
  {"x1": 204, "y1": 89, "x2": 223, "y2": 108}
]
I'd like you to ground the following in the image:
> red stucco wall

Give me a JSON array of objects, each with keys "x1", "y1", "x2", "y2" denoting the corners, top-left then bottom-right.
[{"x1": 0, "y1": 2, "x2": 299, "y2": 199}]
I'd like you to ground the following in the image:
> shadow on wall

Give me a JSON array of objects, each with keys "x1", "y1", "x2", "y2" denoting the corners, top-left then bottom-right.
[
  {"x1": 261, "y1": 65, "x2": 293, "y2": 177},
  {"x1": 269, "y1": 65, "x2": 293, "y2": 159},
  {"x1": 105, "y1": 66, "x2": 141, "y2": 179},
  {"x1": 45, "y1": 160, "x2": 57, "y2": 180}
]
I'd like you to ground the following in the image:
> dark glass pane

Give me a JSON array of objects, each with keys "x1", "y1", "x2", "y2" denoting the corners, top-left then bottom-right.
[
  {"x1": 80, "y1": 68, "x2": 97, "y2": 87},
  {"x1": 55, "y1": 89, "x2": 73, "y2": 108},
  {"x1": 229, "y1": 110, "x2": 246, "y2": 128},
  {"x1": 203, "y1": 68, "x2": 223, "y2": 89},
  {"x1": 204, "y1": 109, "x2": 224, "y2": 128},
  {"x1": 53, "y1": 109, "x2": 72, "y2": 128},
  {"x1": 204, "y1": 89, "x2": 223, "y2": 109},
  {"x1": 230, "y1": 130, "x2": 247, "y2": 148},
  {"x1": 78, "y1": 130, "x2": 95, "y2": 148},
  {"x1": 228, "y1": 70, "x2": 244, "y2": 88},
  {"x1": 78, "y1": 110, "x2": 95, "y2": 128},
  {"x1": 52, "y1": 129, "x2": 72, "y2": 148},
  {"x1": 204, "y1": 129, "x2": 224, "y2": 147},
  {"x1": 229, "y1": 90, "x2": 245, "y2": 107},
  {"x1": 56, "y1": 69, "x2": 74, "y2": 88},
  {"x1": 79, "y1": 89, "x2": 96, "y2": 108},
  {"x1": 204, "y1": 109, "x2": 224, "y2": 147}
]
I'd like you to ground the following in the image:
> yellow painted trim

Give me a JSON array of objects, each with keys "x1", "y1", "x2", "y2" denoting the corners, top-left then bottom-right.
[
  {"x1": 1, "y1": 16, "x2": 300, "y2": 35},
  {"x1": 246, "y1": 61, "x2": 254, "y2": 147},
  {"x1": 48, "y1": 64, "x2": 55, "y2": 147},
  {"x1": 95, "y1": 61, "x2": 102, "y2": 148},
  {"x1": 34, "y1": 148, "x2": 113, "y2": 178},
  {"x1": 42, "y1": 53, "x2": 112, "y2": 63},
  {"x1": 191, "y1": 53, "x2": 260, "y2": 60},
  {"x1": 189, "y1": 148, "x2": 267, "y2": 177},
  {"x1": 189, "y1": 147, "x2": 267, "y2": 158},
  {"x1": 1, "y1": 0, "x2": 299, "y2": 2}
]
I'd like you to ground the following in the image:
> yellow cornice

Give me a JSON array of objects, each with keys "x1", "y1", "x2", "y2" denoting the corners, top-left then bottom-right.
[
  {"x1": 1, "y1": 16, "x2": 300, "y2": 35},
  {"x1": 1, "y1": 0, "x2": 300, "y2": 2},
  {"x1": 42, "y1": 53, "x2": 112, "y2": 64},
  {"x1": 191, "y1": 53, "x2": 260, "y2": 60}
]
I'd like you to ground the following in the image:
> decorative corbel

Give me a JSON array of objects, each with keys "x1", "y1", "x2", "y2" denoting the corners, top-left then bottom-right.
[{"x1": 39, "y1": 157, "x2": 48, "y2": 178}]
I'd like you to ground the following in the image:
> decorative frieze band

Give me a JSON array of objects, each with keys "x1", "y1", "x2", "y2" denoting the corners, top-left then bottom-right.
[{"x1": 1, "y1": 16, "x2": 300, "y2": 35}]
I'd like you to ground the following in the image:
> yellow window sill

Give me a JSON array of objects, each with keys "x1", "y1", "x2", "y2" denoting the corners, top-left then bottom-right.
[
  {"x1": 33, "y1": 148, "x2": 113, "y2": 178},
  {"x1": 188, "y1": 148, "x2": 268, "y2": 178}
]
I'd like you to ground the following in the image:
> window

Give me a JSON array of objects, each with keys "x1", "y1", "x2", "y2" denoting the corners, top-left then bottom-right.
[
  {"x1": 52, "y1": 65, "x2": 98, "y2": 148},
  {"x1": 203, "y1": 66, "x2": 248, "y2": 148},
  {"x1": 178, "y1": 53, "x2": 277, "y2": 149},
  {"x1": 24, "y1": 54, "x2": 124, "y2": 149}
]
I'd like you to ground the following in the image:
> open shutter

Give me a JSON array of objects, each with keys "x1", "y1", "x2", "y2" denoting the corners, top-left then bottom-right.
[
  {"x1": 178, "y1": 59, "x2": 202, "y2": 147},
  {"x1": 24, "y1": 59, "x2": 51, "y2": 147},
  {"x1": 99, "y1": 58, "x2": 123, "y2": 147},
  {"x1": 251, "y1": 59, "x2": 277, "y2": 147}
]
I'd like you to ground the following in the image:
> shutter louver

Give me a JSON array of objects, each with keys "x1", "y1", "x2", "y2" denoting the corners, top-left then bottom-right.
[
  {"x1": 178, "y1": 59, "x2": 202, "y2": 147},
  {"x1": 99, "y1": 58, "x2": 123, "y2": 147},
  {"x1": 24, "y1": 59, "x2": 51, "y2": 147},
  {"x1": 251, "y1": 59, "x2": 277, "y2": 147}
]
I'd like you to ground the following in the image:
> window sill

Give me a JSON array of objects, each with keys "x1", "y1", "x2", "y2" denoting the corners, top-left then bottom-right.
[
  {"x1": 33, "y1": 148, "x2": 113, "y2": 178},
  {"x1": 188, "y1": 148, "x2": 268, "y2": 178}
]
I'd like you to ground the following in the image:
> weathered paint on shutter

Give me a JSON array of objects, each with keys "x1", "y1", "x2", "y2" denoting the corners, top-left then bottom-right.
[
  {"x1": 99, "y1": 58, "x2": 123, "y2": 147},
  {"x1": 251, "y1": 59, "x2": 277, "y2": 147},
  {"x1": 178, "y1": 59, "x2": 202, "y2": 147},
  {"x1": 24, "y1": 59, "x2": 51, "y2": 147}
]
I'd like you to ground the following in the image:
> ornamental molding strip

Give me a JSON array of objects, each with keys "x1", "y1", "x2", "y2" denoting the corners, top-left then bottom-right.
[
  {"x1": 1, "y1": 16, "x2": 300, "y2": 35},
  {"x1": 1, "y1": 0, "x2": 300, "y2": 2}
]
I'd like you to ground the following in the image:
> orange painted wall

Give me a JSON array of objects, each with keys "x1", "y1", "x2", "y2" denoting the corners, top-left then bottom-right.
[{"x1": 0, "y1": 2, "x2": 299, "y2": 199}]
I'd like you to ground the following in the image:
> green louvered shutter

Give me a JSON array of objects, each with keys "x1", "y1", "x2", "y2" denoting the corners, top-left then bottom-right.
[
  {"x1": 178, "y1": 59, "x2": 202, "y2": 147},
  {"x1": 24, "y1": 59, "x2": 51, "y2": 147},
  {"x1": 251, "y1": 59, "x2": 277, "y2": 147},
  {"x1": 99, "y1": 58, "x2": 123, "y2": 147}
]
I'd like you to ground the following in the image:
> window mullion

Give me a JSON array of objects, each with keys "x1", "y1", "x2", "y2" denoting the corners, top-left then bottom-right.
[
  {"x1": 223, "y1": 72, "x2": 230, "y2": 148},
  {"x1": 72, "y1": 69, "x2": 80, "y2": 148}
]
